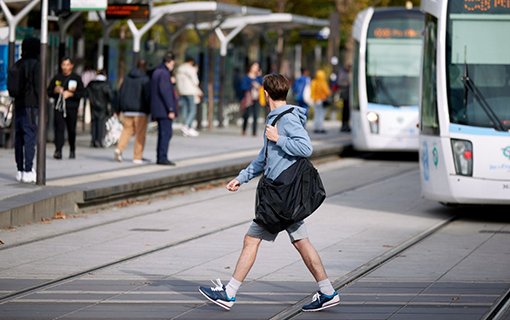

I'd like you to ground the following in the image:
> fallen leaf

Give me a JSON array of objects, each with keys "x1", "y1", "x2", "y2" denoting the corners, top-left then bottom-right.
[
  {"x1": 53, "y1": 211, "x2": 67, "y2": 220},
  {"x1": 0, "y1": 240, "x2": 4, "y2": 245},
  {"x1": 224, "y1": 266, "x2": 230, "y2": 269},
  {"x1": 452, "y1": 297, "x2": 459, "y2": 300},
  {"x1": 130, "y1": 283, "x2": 135, "y2": 285},
  {"x1": 142, "y1": 282, "x2": 151, "y2": 285},
  {"x1": 383, "y1": 245, "x2": 394, "y2": 248}
]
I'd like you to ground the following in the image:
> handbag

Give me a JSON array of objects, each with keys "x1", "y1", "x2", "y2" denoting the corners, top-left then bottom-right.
[
  {"x1": 240, "y1": 91, "x2": 253, "y2": 112},
  {"x1": 254, "y1": 108, "x2": 326, "y2": 234},
  {"x1": 303, "y1": 79, "x2": 314, "y2": 107}
]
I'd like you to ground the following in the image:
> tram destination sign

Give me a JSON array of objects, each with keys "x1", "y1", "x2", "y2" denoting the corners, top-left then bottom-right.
[
  {"x1": 70, "y1": 0, "x2": 107, "y2": 11},
  {"x1": 106, "y1": 5, "x2": 150, "y2": 20},
  {"x1": 456, "y1": 0, "x2": 510, "y2": 13}
]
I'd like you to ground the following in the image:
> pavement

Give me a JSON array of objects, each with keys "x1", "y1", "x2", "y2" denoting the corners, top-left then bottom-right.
[
  {"x1": 1, "y1": 154, "x2": 508, "y2": 319},
  {"x1": 0, "y1": 119, "x2": 351, "y2": 229}
]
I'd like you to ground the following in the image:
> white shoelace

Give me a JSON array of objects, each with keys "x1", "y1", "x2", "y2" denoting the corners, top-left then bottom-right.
[
  {"x1": 210, "y1": 278, "x2": 224, "y2": 291},
  {"x1": 311, "y1": 292, "x2": 321, "y2": 302}
]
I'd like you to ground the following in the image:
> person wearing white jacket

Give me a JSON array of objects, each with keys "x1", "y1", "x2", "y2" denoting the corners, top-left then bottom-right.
[{"x1": 175, "y1": 57, "x2": 202, "y2": 137}]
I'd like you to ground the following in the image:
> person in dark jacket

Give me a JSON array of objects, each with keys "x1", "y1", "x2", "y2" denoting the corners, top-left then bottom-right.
[
  {"x1": 86, "y1": 70, "x2": 113, "y2": 148},
  {"x1": 13, "y1": 37, "x2": 40, "y2": 183},
  {"x1": 114, "y1": 59, "x2": 151, "y2": 163},
  {"x1": 150, "y1": 52, "x2": 177, "y2": 166},
  {"x1": 47, "y1": 57, "x2": 85, "y2": 159}
]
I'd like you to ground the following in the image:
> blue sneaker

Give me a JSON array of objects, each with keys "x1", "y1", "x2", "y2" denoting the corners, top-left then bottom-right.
[
  {"x1": 302, "y1": 291, "x2": 340, "y2": 312},
  {"x1": 198, "y1": 279, "x2": 236, "y2": 311}
]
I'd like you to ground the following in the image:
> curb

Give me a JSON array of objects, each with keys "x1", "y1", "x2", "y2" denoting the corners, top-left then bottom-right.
[{"x1": 0, "y1": 140, "x2": 349, "y2": 229}]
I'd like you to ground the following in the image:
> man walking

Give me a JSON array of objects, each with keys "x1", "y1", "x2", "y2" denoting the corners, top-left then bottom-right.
[
  {"x1": 115, "y1": 59, "x2": 151, "y2": 163},
  {"x1": 175, "y1": 56, "x2": 201, "y2": 137},
  {"x1": 47, "y1": 57, "x2": 85, "y2": 159},
  {"x1": 151, "y1": 52, "x2": 177, "y2": 166},
  {"x1": 198, "y1": 74, "x2": 339, "y2": 312},
  {"x1": 11, "y1": 37, "x2": 40, "y2": 183}
]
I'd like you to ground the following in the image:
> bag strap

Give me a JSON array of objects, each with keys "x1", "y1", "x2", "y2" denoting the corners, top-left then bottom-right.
[{"x1": 263, "y1": 107, "x2": 294, "y2": 168}]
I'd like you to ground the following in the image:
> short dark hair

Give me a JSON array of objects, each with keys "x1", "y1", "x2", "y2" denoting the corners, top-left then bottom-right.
[
  {"x1": 162, "y1": 51, "x2": 175, "y2": 63},
  {"x1": 263, "y1": 74, "x2": 290, "y2": 102},
  {"x1": 185, "y1": 56, "x2": 195, "y2": 64},
  {"x1": 62, "y1": 56, "x2": 73, "y2": 64}
]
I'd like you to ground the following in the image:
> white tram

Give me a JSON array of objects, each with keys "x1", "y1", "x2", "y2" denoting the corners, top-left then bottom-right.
[
  {"x1": 351, "y1": 8, "x2": 424, "y2": 151},
  {"x1": 419, "y1": 0, "x2": 510, "y2": 204}
]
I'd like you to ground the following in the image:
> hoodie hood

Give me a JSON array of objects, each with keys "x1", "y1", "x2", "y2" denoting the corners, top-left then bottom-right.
[
  {"x1": 94, "y1": 74, "x2": 107, "y2": 81},
  {"x1": 128, "y1": 67, "x2": 147, "y2": 78},
  {"x1": 315, "y1": 70, "x2": 327, "y2": 81},
  {"x1": 267, "y1": 104, "x2": 307, "y2": 126},
  {"x1": 21, "y1": 37, "x2": 40, "y2": 59}
]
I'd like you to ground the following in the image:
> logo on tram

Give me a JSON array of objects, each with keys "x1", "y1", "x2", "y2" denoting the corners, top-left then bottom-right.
[
  {"x1": 422, "y1": 142, "x2": 430, "y2": 181},
  {"x1": 503, "y1": 146, "x2": 510, "y2": 160}
]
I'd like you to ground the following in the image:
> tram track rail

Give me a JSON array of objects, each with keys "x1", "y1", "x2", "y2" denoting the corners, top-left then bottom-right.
[
  {"x1": 271, "y1": 215, "x2": 457, "y2": 320},
  {"x1": 0, "y1": 162, "x2": 427, "y2": 319},
  {"x1": 482, "y1": 286, "x2": 510, "y2": 320}
]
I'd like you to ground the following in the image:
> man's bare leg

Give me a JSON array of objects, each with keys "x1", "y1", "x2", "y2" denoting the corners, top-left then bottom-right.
[
  {"x1": 232, "y1": 234, "x2": 262, "y2": 282},
  {"x1": 293, "y1": 237, "x2": 339, "y2": 311},
  {"x1": 292, "y1": 238, "x2": 328, "y2": 281}
]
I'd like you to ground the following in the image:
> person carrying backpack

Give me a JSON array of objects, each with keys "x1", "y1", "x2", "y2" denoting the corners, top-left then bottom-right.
[
  {"x1": 198, "y1": 74, "x2": 339, "y2": 313},
  {"x1": 9, "y1": 37, "x2": 40, "y2": 183}
]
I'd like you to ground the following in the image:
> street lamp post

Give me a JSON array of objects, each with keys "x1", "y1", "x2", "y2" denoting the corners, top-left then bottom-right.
[{"x1": 37, "y1": 0, "x2": 49, "y2": 185}]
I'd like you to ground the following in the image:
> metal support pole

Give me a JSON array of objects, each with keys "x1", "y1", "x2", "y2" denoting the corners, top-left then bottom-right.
[
  {"x1": 218, "y1": 54, "x2": 225, "y2": 127},
  {"x1": 58, "y1": 11, "x2": 81, "y2": 64},
  {"x1": 214, "y1": 24, "x2": 245, "y2": 129},
  {"x1": 127, "y1": 14, "x2": 163, "y2": 67},
  {"x1": 97, "y1": 12, "x2": 118, "y2": 73},
  {"x1": 196, "y1": 46, "x2": 204, "y2": 130},
  {"x1": 37, "y1": 0, "x2": 49, "y2": 185}
]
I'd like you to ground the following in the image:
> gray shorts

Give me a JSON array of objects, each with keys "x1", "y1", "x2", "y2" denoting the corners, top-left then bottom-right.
[{"x1": 247, "y1": 220, "x2": 308, "y2": 243}]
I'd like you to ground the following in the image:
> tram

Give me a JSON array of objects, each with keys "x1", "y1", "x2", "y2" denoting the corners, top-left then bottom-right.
[
  {"x1": 351, "y1": 8, "x2": 424, "y2": 151},
  {"x1": 419, "y1": 0, "x2": 510, "y2": 204}
]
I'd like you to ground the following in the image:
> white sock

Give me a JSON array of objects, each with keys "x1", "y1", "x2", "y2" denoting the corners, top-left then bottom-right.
[
  {"x1": 225, "y1": 277, "x2": 242, "y2": 299},
  {"x1": 318, "y1": 279, "x2": 335, "y2": 296}
]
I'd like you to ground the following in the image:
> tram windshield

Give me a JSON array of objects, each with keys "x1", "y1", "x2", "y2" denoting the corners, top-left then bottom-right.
[
  {"x1": 366, "y1": 14, "x2": 424, "y2": 107},
  {"x1": 447, "y1": 1, "x2": 510, "y2": 130}
]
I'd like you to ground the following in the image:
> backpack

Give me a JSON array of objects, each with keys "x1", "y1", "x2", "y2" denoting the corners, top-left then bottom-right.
[{"x1": 8, "y1": 59, "x2": 37, "y2": 106}]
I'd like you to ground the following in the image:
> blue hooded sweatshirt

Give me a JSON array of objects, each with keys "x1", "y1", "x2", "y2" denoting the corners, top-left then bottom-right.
[{"x1": 235, "y1": 105, "x2": 312, "y2": 185}]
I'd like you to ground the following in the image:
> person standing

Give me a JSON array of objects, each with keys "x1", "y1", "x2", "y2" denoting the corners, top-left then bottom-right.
[
  {"x1": 338, "y1": 64, "x2": 351, "y2": 132},
  {"x1": 175, "y1": 56, "x2": 201, "y2": 137},
  {"x1": 47, "y1": 57, "x2": 85, "y2": 159},
  {"x1": 240, "y1": 62, "x2": 263, "y2": 136},
  {"x1": 151, "y1": 52, "x2": 177, "y2": 166},
  {"x1": 311, "y1": 69, "x2": 331, "y2": 134},
  {"x1": 198, "y1": 74, "x2": 339, "y2": 312},
  {"x1": 86, "y1": 70, "x2": 113, "y2": 148},
  {"x1": 11, "y1": 37, "x2": 40, "y2": 183},
  {"x1": 114, "y1": 59, "x2": 151, "y2": 163},
  {"x1": 293, "y1": 68, "x2": 311, "y2": 116}
]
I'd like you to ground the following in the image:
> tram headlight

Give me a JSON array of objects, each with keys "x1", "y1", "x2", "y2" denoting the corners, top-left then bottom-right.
[
  {"x1": 451, "y1": 139, "x2": 473, "y2": 176},
  {"x1": 367, "y1": 112, "x2": 379, "y2": 134}
]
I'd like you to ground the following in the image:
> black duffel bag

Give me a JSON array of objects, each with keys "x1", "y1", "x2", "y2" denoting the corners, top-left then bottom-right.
[{"x1": 254, "y1": 108, "x2": 326, "y2": 234}]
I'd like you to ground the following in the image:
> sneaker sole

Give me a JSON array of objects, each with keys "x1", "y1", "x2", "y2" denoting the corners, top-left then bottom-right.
[
  {"x1": 198, "y1": 287, "x2": 232, "y2": 311},
  {"x1": 302, "y1": 298, "x2": 340, "y2": 312}
]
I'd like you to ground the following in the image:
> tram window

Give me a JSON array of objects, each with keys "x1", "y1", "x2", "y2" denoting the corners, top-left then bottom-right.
[
  {"x1": 446, "y1": 13, "x2": 510, "y2": 129},
  {"x1": 421, "y1": 14, "x2": 439, "y2": 136},
  {"x1": 352, "y1": 41, "x2": 360, "y2": 111}
]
